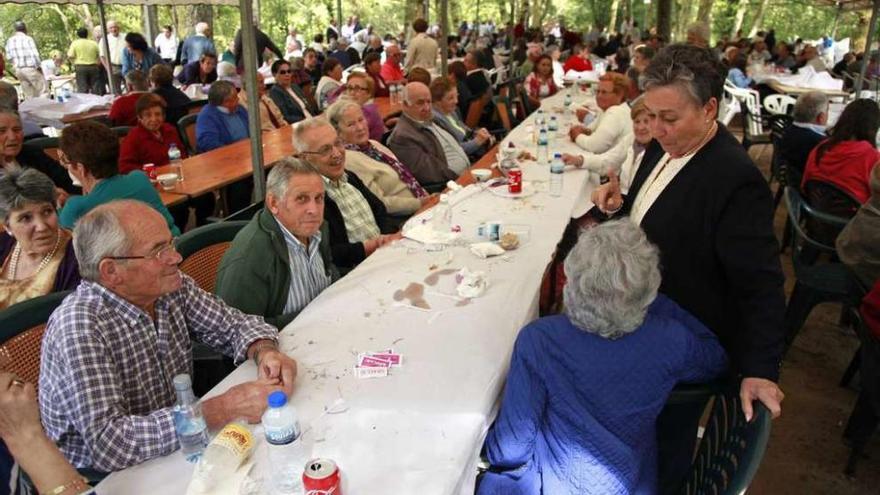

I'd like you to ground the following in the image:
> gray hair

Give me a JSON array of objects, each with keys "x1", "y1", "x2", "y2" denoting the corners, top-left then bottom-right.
[
  {"x1": 207, "y1": 80, "x2": 236, "y2": 106},
  {"x1": 72, "y1": 200, "x2": 139, "y2": 281},
  {"x1": 124, "y1": 70, "x2": 148, "y2": 91},
  {"x1": 792, "y1": 91, "x2": 829, "y2": 124},
  {"x1": 0, "y1": 107, "x2": 20, "y2": 122},
  {"x1": 265, "y1": 157, "x2": 319, "y2": 200},
  {"x1": 195, "y1": 22, "x2": 209, "y2": 35},
  {"x1": 0, "y1": 81, "x2": 19, "y2": 111},
  {"x1": 291, "y1": 117, "x2": 332, "y2": 154},
  {"x1": 641, "y1": 43, "x2": 726, "y2": 108},
  {"x1": 0, "y1": 167, "x2": 57, "y2": 221},
  {"x1": 325, "y1": 99, "x2": 362, "y2": 130},
  {"x1": 563, "y1": 220, "x2": 661, "y2": 339}
]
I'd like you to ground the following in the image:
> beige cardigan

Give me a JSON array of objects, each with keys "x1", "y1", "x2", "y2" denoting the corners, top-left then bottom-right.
[{"x1": 344, "y1": 140, "x2": 422, "y2": 215}]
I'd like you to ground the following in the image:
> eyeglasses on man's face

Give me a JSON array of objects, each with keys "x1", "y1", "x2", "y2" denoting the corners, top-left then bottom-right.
[
  {"x1": 347, "y1": 85, "x2": 368, "y2": 92},
  {"x1": 104, "y1": 238, "x2": 180, "y2": 263},
  {"x1": 299, "y1": 138, "x2": 345, "y2": 157}
]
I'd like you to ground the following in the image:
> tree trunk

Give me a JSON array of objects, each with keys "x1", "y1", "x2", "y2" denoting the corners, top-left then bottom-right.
[
  {"x1": 747, "y1": 0, "x2": 771, "y2": 38},
  {"x1": 143, "y1": 6, "x2": 160, "y2": 45},
  {"x1": 609, "y1": 0, "x2": 622, "y2": 36},
  {"x1": 830, "y1": 5, "x2": 844, "y2": 38},
  {"x1": 404, "y1": 0, "x2": 423, "y2": 40},
  {"x1": 854, "y1": 10, "x2": 870, "y2": 52},
  {"x1": 519, "y1": 0, "x2": 530, "y2": 28},
  {"x1": 50, "y1": 5, "x2": 72, "y2": 36},
  {"x1": 184, "y1": 5, "x2": 214, "y2": 37},
  {"x1": 696, "y1": 0, "x2": 713, "y2": 23},
  {"x1": 80, "y1": 5, "x2": 95, "y2": 34},
  {"x1": 731, "y1": 0, "x2": 747, "y2": 38},
  {"x1": 656, "y1": 0, "x2": 672, "y2": 40},
  {"x1": 170, "y1": 6, "x2": 181, "y2": 40}
]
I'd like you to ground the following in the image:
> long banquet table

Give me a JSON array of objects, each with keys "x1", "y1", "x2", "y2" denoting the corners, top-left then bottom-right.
[{"x1": 95, "y1": 90, "x2": 599, "y2": 495}]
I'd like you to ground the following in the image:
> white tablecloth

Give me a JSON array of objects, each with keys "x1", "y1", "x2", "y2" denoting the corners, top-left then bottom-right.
[
  {"x1": 95, "y1": 90, "x2": 599, "y2": 495},
  {"x1": 19, "y1": 93, "x2": 113, "y2": 128}
]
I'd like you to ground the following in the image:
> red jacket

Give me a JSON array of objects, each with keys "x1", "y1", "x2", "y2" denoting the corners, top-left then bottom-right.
[
  {"x1": 861, "y1": 278, "x2": 880, "y2": 338},
  {"x1": 108, "y1": 93, "x2": 143, "y2": 127},
  {"x1": 118, "y1": 123, "x2": 188, "y2": 174},
  {"x1": 380, "y1": 61, "x2": 405, "y2": 83},
  {"x1": 802, "y1": 139, "x2": 879, "y2": 204},
  {"x1": 562, "y1": 56, "x2": 593, "y2": 73}
]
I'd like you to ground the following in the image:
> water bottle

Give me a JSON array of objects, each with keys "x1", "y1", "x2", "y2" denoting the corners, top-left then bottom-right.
[
  {"x1": 172, "y1": 374, "x2": 208, "y2": 463},
  {"x1": 167, "y1": 143, "x2": 184, "y2": 182},
  {"x1": 431, "y1": 194, "x2": 452, "y2": 233},
  {"x1": 550, "y1": 153, "x2": 564, "y2": 197},
  {"x1": 563, "y1": 93, "x2": 573, "y2": 123},
  {"x1": 62, "y1": 87, "x2": 71, "y2": 101},
  {"x1": 390, "y1": 84, "x2": 399, "y2": 105},
  {"x1": 537, "y1": 128, "x2": 549, "y2": 165},
  {"x1": 192, "y1": 422, "x2": 254, "y2": 492},
  {"x1": 535, "y1": 109, "x2": 545, "y2": 127},
  {"x1": 263, "y1": 391, "x2": 307, "y2": 493},
  {"x1": 547, "y1": 116, "x2": 559, "y2": 143}
]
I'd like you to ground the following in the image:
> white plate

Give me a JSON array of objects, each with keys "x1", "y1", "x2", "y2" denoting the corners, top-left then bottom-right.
[{"x1": 488, "y1": 181, "x2": 537, "y2": 199}]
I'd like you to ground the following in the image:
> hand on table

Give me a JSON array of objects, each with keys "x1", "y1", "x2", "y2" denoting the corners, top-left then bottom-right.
[
  {"x1": 207, "y1": 378, "x2": 283, "y2": 427},
  {"x1": 474, "y1": 128, "x2": 491, "y2": 145},
  {"x1": 575, "y1": 107, "x2": 594, "y2": 123},
  {"x1": 569, "y1": 125, "x2": 590, "y2": 142},
  {"x1": 256, "y1": 348, "x2": 297, "y2": 397},
  {"x1": 561, "y1": 153, "x2": 584, "y2": 168},
  {"x1": 419, "y1": 193, "x2": 439, "y2": 206},
  {"x1": 740, "y1": 377, "x2": 784, "y2": 422},
  {"x1": 590, "y1": 170, "x2": 623, "y2": 214},
  {"x1": 379, "y1": 232, "x2": 403, "y2": 247}
]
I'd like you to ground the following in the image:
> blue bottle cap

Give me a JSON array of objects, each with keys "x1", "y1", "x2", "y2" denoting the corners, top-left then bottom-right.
[{"x1": 267, "y1": 391, "x2": 288, "y2": 408}]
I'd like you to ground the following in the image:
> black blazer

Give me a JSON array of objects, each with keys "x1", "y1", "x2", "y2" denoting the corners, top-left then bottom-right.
[
  {"x1": 779, "y1": 124, "x2": 824, "y2": 175},
  {"x1": 619, "y1": 125, "x2": 786, "y2": 381},
  {"x1": 17, "y1": 145, "x2": 78, "y2": 194},
  {"x1": 324, "y1": 170, "x2": 393, "y2": 270}
]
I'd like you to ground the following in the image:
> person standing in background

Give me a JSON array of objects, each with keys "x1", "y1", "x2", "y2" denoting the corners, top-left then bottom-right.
[
  {"x1": 178, "y1": 22, "x2": 215, "y2": 67},
  {"x1": 68, "y1": 27, "x2": 103, "y2": 95},
  {"x1": 99, "y1": 20, "x2": 126, "y2": 94},
  {"x1": 154, "y1": 25, "x2": 178, "y2": 64},
  {"x1": 5, "y1": 21, "x2": 44, "y2": 99}
]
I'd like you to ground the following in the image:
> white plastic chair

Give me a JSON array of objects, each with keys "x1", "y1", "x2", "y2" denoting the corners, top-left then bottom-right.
[
  {"x1": 720, "y1": 82, "x2": 742, "y2": 126},
  {"x1": 763, "y1": 94, "x2": 797, "y2": 115},
  {"x1": 725, "y1": 82, "x2": 770, "y2": 149}
]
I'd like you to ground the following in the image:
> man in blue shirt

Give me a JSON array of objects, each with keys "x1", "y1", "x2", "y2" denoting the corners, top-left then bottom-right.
[{"x1": 195, "y1": 80, "x2": 249, "y2": 153}]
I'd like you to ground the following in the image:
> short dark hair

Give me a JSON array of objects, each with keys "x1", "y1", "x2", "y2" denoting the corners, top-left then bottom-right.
[
  {"x1": 199, "y1": 51, "x2": 218, "y2": 62},
  {"x1": 271, "y1": 59, "x2": 291, "y2": 75},
  {"x1": 60, "y1": 121, "x2": 120, "y2": 180},
  {"x1": 641, "y1": 43, "x2": 726, "y2": 107},
  {"x1": 322, "y1": 57, "x2": 341, "y2": 76},
  {"x1": 207, "y1": 80, "x2": 236, "y2": 106},
  {"x1": 124, "y1": 32, "x2": 149, "y2": 52},
  {"x1": 448, "y1": 61, "x2": 466, "y2": 80},
  {"x1": 164, "y1": 25, "x2": 173, "y2": 32},
  {"x1": 363, "y1": 52, "x2": 381, "y2": 66},
  {"x1": 429, "y1": 77, "x2": 455, "y2": 102},
  {"x1": 313, "y1": 33, "x2": 324, "y2": 43},
  {"x1": 413, "y1": 18, "x2": 428, "y2": 33},
  {"x1": 407, "y1": 67, "x2": 431, "y2": 85},
  {"x1": 135, "y1": 93, "x2": 166, "y2": 117},
  {"x1": 149, "y1": 64, "x2": 174, "y2": 87},
  {"x1": 77, "y1": 27, "x2": 88, "y2": 39}
]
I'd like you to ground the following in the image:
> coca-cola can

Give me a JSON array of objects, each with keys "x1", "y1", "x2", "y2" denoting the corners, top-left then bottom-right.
[
  {"x1": 302, "y1": 458, "x2": 342, "y2": 495},
  {"x1": 508, "y1": 167, "x2": 523, "y2": 194},
  {"x1": 143, "y1": 163, "x2": 157, "y2": 182}
]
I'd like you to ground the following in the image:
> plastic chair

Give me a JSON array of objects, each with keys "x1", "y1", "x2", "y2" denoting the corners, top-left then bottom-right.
[
  {"x1": 185, "y1": 99, "x2": 208, "y2": 115},
  {"x1": 0, "y1": 291, "x2": 71, "y2": 388},
  {"x1": 222, "y1": 201, "x2": 264, "y2": 222},
  {"x1": 763, "y1": 94, "x2": 797, "y2": 116},
  {"x1": 726, "y1": 83, "x2": 770, "y2": 150},
  {"x1": 176, "y1": 220, "x2": 249, "y2": 293},
  {"x1": 782, "y1": 187, "x2": 853, "y2": 351},
  {"x1": 719, "y1": 82, "x2": 742, "y2": 126},
  {"x1": 21, "y1": 136, "x2": 60, "y2": 162},
  {"x1": 678, "y1": 387, "x2": 773, "y2": 495},
  {"x1": 176, "y1": 113, "x2": 199, "y2": 156},
  {"x1": 493, "y1": 95, "x2": 517, "y2": 132},
  {"x1": 842, "y1": 305, "x2": 880, "y2": 477},
  {"x1": 767, "y1": 113, "x2": 793, "y2": 204}
]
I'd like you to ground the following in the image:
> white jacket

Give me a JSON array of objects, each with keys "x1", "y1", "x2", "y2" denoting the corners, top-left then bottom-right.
[{"x1": 575, "y1": 102, "x2": 632, "y2": 157}]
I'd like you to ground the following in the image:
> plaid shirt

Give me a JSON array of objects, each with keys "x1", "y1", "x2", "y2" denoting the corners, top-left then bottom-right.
[
  {"x1": 323, "y1": 173, "x2": 380, "y2": 243},
  {"x1": 4, "y1": 32, "x2": 40, "y2": 69},
  {"x1": 38, "y1": 275, "x2": 277, "y2": 472}
]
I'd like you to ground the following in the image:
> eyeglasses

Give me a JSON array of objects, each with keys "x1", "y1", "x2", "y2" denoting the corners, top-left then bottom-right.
[
  {"x1": 347, "y1": 85, "x2": 368, "y2": 92},
  {"x1": 277, "y1": 69, "x2": 292, "y2": 75},
  {"x1": 104, "y1": 238, "x2": 180, "y2": 263},
  {"x1": 299, "y1": 139, "x2": 345, "y2": 157}
]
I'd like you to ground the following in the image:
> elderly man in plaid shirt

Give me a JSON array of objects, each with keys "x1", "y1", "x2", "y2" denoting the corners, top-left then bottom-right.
[
  {"x1": 4, "y1": 21, "x2": 45, "y2": 99},
  {"x1": 38, "y1": 200, "x2": 297, "y2": 473}
]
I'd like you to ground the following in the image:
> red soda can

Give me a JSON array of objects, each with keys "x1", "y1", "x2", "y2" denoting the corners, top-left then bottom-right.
[
  {"x1": 508, "y1": 167, "x2": 523, "y2": 194},
  {"x1": 143, "y1": 163, "x2": 157, "y2": 182},
  {"x1": 302, "y1": 458, "x2": 342, "y2": 495}
]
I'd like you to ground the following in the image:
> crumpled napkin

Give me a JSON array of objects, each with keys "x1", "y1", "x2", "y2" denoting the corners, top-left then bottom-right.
[
  {"x1": 469, "y1": 242, "x2": 506, "y2": 259},
  {"x1": 456, "y1": 267, "x2": 489, "y2": 298}
]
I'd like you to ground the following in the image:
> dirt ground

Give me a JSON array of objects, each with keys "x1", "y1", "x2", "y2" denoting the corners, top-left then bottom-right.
[{"x1": 739, "y1": 143, "x2": 878, "y2": 495}]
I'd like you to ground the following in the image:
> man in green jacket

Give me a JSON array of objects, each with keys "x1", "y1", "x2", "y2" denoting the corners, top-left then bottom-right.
[{"x1": 215, "y1": 157, "x2": 339, "y2": 329}]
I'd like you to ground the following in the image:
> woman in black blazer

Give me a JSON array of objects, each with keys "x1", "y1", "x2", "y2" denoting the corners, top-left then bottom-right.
[{"x1": 591, "y1": 44, "x2": 786, "y2": 494}]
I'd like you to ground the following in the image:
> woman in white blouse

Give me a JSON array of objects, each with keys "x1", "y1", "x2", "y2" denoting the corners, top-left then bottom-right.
[
  {"x1": 562, "y1": 96, "x2": 651, "y2": 193},
  {"x1": 567, "y1": 72, "x2": 632, "y2": 159},
  {"x1": 316, "y1": 58, "x2": 344, "y2": 111}
]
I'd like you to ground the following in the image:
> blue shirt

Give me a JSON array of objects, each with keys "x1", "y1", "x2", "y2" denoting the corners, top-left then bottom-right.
[
  {"x1": 59, "y1": 171, "x2": 181, "y2": 236},
  {"x1": 479, "y1": 295, "x2": 728, "y2": 495},
  {"x1": 180, "y1": 35, "x2": 216, "y2": 66},
  {"x1": 195, "y1": 104, "x2": 250, "y2": 153},
  {"x1": 727, "y1": 68, "x2": 752, "y2": 89}
]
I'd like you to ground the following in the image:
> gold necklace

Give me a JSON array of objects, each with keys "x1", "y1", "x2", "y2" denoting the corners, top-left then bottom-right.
[{"x1": 8, "y1": 231, "x2": 62, "y2": 280}]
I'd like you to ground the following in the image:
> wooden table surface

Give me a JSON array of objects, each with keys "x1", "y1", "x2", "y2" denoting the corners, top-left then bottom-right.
[
  {"x1": 157, "y1": 190, "x2": 189, "y2": 207},
  {"x1": 374, "y1": 97, "x2": 401, "y2": 119},
  {"x1": 60, "y1": 108, "x2": 111, "y2": 125}
]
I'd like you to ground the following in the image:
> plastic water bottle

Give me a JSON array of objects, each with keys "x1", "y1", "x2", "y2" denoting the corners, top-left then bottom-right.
[
  {"x1": 548, "y1": 116, "x2": 559, "y2": 143},
  {"x1": 263, "y1": 391, "x2": 307, "y2": 493},
  {"x1": 535, "y1": 109, "x2": 545, "y2": 127},
  {"x1": 192, "y1": 422, "x2": 254, "y2": 492},
  {"x1": 563, "y1": 93, "x2": 573, "y2": 123},
  {"x1": 167, "y1": 143, "x2": 184, "y2": 182},
  {"x1": 390, "y1": 84, "x2": 399, "y2": 105},
  {"x1": 62, "y1": 87, "x2": 71, "y2": 101},
  {"x1": 172, "y1": 374, "x2": 208, "y2": 463},
  {"x1": 537, "y1": 128, "x2": 549, "y2": 165},
  {"x1": 550, "y1": 153, "x2": 564, "y2": 197},
  {"x1": 431, "y1": 194, "x2": 452, "y2": 232}
]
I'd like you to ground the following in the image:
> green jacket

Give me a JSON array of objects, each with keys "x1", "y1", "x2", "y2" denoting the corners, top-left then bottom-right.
[{"x1": 215, "y1": 208, "x2": 339, "y2": 329}]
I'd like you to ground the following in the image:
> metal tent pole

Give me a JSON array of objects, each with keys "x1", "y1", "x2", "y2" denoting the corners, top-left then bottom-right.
[
  {"x1": 439, "y1": 0, "x2": 448, "y2": 76},
  {"x1": 96, "y1": 0, "x2": 117, "y2": 96},
  {"x1": 239, "y1": 1, "x2": 266, "y2": 201},
  {"x1": 857, "y1": 0, "x2": 880, "y2": 93}
]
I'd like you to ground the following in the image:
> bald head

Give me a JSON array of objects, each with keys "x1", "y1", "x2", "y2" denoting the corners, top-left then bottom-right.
[{"x1": 402, "y1": 82, "x2": 433, "y2": 122}]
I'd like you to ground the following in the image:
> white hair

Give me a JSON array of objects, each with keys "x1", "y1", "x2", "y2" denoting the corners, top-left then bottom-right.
[
  {"x1": 73, "y1": 200, "x2": 139, "y2": 281},
  {"x1": 195, "y1": 22, "x2": 209, "y2": 35},
  {"x1": 563, "y1": 220, "x2": 661, "y2": 338},
  {"x1": 265, "y1": 157, "x2": 319, "y2": 201},
  {"x1": 291, "y1": 117, "x2": 333, "y2": 154},
  {"x1": 325, "y1": 99, "x2": 363, "y2": 130}
]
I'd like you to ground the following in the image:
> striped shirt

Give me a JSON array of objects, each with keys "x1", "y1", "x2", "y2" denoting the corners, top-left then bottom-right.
[
  {"x1": 323, "y1": 173, "x2": 380, "y2": 243},
  {"x1": 274, "y1": 216, "x2": 332, "y2": 315},
  {"x1": 4, "y1": 33, "x2": 41, "y2": 69},
  {"x1": 38, "y1": 275, "x2": 277, "y2": 472},
  {"x1": 426, "y1": 123, "x2": 470, "y2": 175}
]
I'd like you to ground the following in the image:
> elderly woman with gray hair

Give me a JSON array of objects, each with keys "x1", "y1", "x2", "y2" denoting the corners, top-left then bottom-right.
[
  {"x1": 480, "y1": 220, "x2": 727, "y2": 495},
  {"x1": 0, "y1": 168, "x2": 80, "y2": 310},
  {"x1": 591, "y1": 44, "x2": 786, "y2": 493}
]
